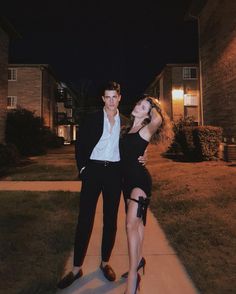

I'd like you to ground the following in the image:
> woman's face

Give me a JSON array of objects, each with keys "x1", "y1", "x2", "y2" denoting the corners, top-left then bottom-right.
[{"x1": 131, "y1": 99, "x2": 151, "y2": 119}]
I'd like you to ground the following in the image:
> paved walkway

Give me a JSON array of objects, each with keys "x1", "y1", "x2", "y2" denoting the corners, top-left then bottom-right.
[
  {"x1": 0, "y1": 181, "x2": 82, "y2": 191},
  {"x1": 0, "y1": 181, "x2": 199, "y2": 294}
]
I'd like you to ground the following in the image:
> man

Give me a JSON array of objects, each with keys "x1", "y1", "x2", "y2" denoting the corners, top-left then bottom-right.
[{"x1": 57, "y1": 81, "x2": 144, "y2": 289}]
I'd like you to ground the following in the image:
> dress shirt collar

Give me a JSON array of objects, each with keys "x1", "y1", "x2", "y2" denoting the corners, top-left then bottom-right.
[{"x1": 103, "y1": 108, "x2": 120, "y2": 122}]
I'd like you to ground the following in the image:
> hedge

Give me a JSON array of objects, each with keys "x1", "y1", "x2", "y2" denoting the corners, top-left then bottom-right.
[
  {"x1": 0, "y1": 144, "x2": 20, "y2": 174},
  {"x1": 178, "y1": 126, "x2": 223, "y2": 161},
  {"x1": 5, "y1": 108, "x2": 64, "y2": 156}
]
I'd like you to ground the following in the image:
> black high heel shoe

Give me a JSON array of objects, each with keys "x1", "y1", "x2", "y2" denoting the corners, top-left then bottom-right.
[
  {"x1": 124, "y1": 273, "x2": 141, "y2": 294},
  {"x1": 121, "y1": 257, "x2": 146, "y2": 278}
]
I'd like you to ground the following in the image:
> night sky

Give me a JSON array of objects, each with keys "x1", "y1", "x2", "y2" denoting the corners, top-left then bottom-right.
[{"x1": 4, "y1": 0, "x2": 198, "y2": 105}]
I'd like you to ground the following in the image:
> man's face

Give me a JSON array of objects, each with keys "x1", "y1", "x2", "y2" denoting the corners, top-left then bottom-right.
[{"x1": 102, "y1": 90, "x2": 121, "y2": 112}]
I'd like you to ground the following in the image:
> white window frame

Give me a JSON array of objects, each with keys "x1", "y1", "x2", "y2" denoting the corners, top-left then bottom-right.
[
  {"x1": 8, "y1": 68, "x2": 17, "y2": 81},
  {"x1": 184, "y1": 94, "x2": 198, "y2": 106},
  {"x1": 183, "y1": 67, "x2": 197, "y2": 80},
  {"x1": 7, "y1": 96, "x2": 17, "y2": 109}
]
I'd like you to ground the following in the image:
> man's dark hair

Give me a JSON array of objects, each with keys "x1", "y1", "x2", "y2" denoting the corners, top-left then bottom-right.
[{"x1": 103, "y1": 81, "x2": 121, "y2": 95}]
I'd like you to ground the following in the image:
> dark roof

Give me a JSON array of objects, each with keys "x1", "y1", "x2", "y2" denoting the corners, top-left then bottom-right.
[{"x1": 0, "y1": 17, "x2": 20, "y2": 38}]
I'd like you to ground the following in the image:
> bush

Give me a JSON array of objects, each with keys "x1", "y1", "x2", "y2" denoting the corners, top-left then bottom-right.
[
  {"x1": 171, "y1": 117, "x2": 223, "y2": 161},
  {"x1": 41, "y1": 127, "x2": 64, "y2": 148},
  {"x1": 194, "y1": 126, "x2": 223, "y2": 160},
  {"x1": 5, "y1": 108, "x2": 46, "y2": 156},
  {"x1": 0, "y1": 143, "x2": 20, "y2": 167},
  {"x1": 180, "y1": 126, "x2": 196, "y2": 157},
  {"x1": 168, "y1": 116, "x2": 196, "y2": 154},
  {"x1": 179, "y1": 126, "x2": 222, "y2": 161}
]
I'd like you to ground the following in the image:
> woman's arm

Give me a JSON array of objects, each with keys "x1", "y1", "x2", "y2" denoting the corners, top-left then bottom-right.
[
  {"x1": 147, "y1": 107, "x2": 162, "y2": 134},
  {"x1": 139, "y1": 107, "x2": 162, "y2": 141}
]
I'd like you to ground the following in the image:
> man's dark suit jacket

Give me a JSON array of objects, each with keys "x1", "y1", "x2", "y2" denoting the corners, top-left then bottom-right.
[{"x1": 75, "y1": 109, "x2": 129, "y2": 175}]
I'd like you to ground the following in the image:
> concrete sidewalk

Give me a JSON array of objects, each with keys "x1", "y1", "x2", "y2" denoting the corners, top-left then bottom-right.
[
  {"x1": 0, "y1": 181, "x2": 82, "y2": 191},
  {"x1": 57, "y1": 196, "x2": 199, "y2": 294},
  {"x1": 0, "y1": 181, "x2": 199, "y2": 293}
]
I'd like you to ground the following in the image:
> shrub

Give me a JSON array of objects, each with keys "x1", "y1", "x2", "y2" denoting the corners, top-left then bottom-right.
[
  {"x1": 168, "y1": 116, "x2": 196, "y2": 154},
  {"x1": 41, "y1": 127, "x2": 64, "y2": 148},
  {"x1": 194, "y1": 126, "x2": 223, "y2": 160},
  {"x1": 5, "y1": 108, "x2": 46, "y2": 156},
  {"x1": 171, "y1": 117, "x2": 223, "y2": 161},
  {"x1": 179, "y1": 126, "x2": 222, "y2": 161},
  {"x1": 0, "y1": 143, "x2": 20, "y2": 167}
]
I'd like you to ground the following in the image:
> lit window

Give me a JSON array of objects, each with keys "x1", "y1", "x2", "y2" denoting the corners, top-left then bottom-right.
[
  {"x1": 8, "y1": 68, "x2": 17, "y2": 81},
  {"x1": 184, "y1": 94, "x2": 198, "y2": 106},
  {"x1": 183, "y1": 67, "x2": 197, "y2": 80},
  {"x1": 7, "y1": 96, "x2": 17, "y2": 108}
]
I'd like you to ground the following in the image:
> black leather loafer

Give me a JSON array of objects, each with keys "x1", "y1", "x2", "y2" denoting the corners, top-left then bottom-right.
[{"x1": 57, "y1": 269, "x2": 83, "y2": 289}]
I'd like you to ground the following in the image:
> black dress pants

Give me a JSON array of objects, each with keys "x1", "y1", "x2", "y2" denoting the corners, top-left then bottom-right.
[{"x1": 73, "y1": 161, "x2": 122, "y2": 267}]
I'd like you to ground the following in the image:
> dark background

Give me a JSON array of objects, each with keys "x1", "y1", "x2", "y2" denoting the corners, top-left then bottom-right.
[{"x1": 4, "y1": 0, "x2": 198, "y2": 106}]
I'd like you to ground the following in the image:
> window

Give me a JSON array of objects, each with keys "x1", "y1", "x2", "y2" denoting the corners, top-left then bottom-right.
[
  {"x1": 66, "y1": 109, "x2": 73, "y2": 118},
  {"x1": 57, "y1": 112, "x2": 66, "y2": 121},
  {"x1": 183, "y1": 67, "x2": 197, "y2": 80},
  {"x1": 8, "y1": 68, "x2": 17, "y2": 81},
  {"x1": 184, "y1": 94, "x2": 198, "y2": 106},
  {"x1": 7, "y1": 96, "x2": 17, "y2": 108}
]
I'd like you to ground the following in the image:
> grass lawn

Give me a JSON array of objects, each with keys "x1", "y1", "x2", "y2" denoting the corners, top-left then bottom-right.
[
  {"x1": 0, "y1": 191, "x2": 79, "y2": 294},
  {"x1": 148, "y1": 145, "x2": 236, "y2": 294},
  {"x1": 5, "y1": 164, "x2": 78, "y2": 181},
  {"x1": 1, "y1": 145, "x2": 78, "y2": 181}
]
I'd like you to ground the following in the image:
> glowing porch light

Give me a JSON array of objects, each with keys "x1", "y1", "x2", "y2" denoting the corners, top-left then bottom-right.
[{"x1": 172, "y1": 89, "x2": 184, "y2": 100}]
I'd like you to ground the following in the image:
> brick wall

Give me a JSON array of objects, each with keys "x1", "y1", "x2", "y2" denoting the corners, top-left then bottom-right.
[
  {"x1": 199, "y1": 0, "x2": 236, "y2": 140},
  {"x1": 171, "y1": 67, "x2": 184, "y2": 121},
  {"x1": 0, "y1": 27, "x2": 9, "y2": 144},
  {"x1": 162, "y1": 66, "x2": 173, "y2": 119},
  {"x1": 42, "y1": 69, "x2": 57, "y2": 130},
  {"x1": 173, "y1": 66, "x2": 200, "y2": 122},
  {"x1": 8, "y1": 66, "x2": 57, "y2": 130},
  {"x1": 8, "y1": 67, "x2": 42, "y2": 116},
  {"x1": 146, "y1": 64, "x2": 200, "y2": 122}
]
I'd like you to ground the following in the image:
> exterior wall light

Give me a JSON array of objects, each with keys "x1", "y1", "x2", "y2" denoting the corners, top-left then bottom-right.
[{"x1": 172, "y1": 89, "x2": 184, "y2": 100}]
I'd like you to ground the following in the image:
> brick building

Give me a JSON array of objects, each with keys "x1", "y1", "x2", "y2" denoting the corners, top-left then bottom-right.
[
  {"x1": 188, "y1": 0, "x2": 236, "y2": 141},
  {"x1": 56, "y1": 82, "x2": 79, "y2": 143},
  {"x1": 8, "y1": 64, "x2": 58, "y2": 131},
  {"x1": 0, "y1": 18, "x2": 18, "y2": 143},
  {"x1": 145, "y1": 64, "x2": 201, "y2": 124},
  {"x1": 7, "y1": 64, "x2": 79, "y2": 143}
]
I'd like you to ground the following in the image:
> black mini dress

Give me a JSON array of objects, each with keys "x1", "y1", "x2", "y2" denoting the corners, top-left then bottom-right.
[{"x1": 119, "y1": 130, "x2": 152, "y2": 201}]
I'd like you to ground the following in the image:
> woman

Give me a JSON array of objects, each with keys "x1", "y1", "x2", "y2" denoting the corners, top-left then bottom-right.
[{"x1": 119, "y1": 97, "x2": 173, "y2": 294}]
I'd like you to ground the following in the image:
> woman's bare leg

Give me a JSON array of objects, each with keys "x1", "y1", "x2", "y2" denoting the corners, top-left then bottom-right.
[{"x1": 125, "y1": 188, "x2": 147, "y2": 294}]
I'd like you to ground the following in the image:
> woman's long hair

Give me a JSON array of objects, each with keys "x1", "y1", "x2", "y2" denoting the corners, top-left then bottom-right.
[{"x1": 122, "y1": 97, "x2": 174, "y2": 152}]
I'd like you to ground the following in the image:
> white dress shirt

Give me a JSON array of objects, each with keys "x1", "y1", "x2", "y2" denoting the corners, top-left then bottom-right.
[{"x1": 90, "y1": 109, "x2": 120, "y2": 161}]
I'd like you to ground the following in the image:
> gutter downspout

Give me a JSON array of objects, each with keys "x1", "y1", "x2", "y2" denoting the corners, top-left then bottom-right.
[
  {"x1": 40, "y1": 66, "x2": 44, "y2": 123},
  {"x1": 197, "y1": 16, "x2": 204, "y2": 126},
  {"x1": 189, "y1": 12, "x2": 204, "y2": 126}
]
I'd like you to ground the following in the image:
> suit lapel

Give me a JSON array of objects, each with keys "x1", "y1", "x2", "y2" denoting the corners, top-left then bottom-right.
[{"x1": 96, "y1": 109, "x2": 104, "y2": 140}]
